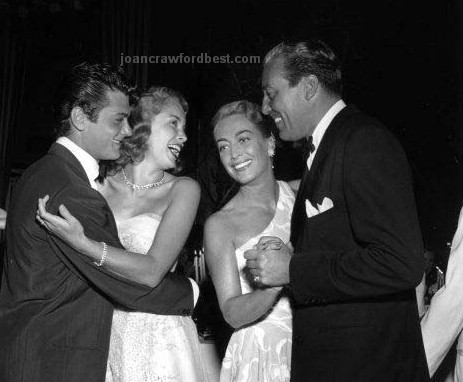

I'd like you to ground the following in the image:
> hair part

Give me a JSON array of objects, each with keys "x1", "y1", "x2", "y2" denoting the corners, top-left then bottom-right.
[
  {"x1": 54, "y1": 62, "x2": 130, "y2": 137},
  {"x1": 212, "y1": 100, "x2": 272, "y2": 139},
  {"x1": 104, "y1": 86, "x2": 188, "y2": 175},
  {"x1": 264, "y1": 39, "x2": 342, "y2": 95}
]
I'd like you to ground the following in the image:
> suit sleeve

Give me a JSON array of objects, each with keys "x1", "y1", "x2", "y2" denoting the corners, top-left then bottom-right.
[
  {"x1": 290, "y1": 125, "x2": 424, "y2": 302},
  {"x1": 46, "y1": 185, "x2": 194, "y2": 315}
]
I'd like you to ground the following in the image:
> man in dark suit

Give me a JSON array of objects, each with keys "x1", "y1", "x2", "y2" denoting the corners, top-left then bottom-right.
[
  {"x1": 245, "y1": 40, "x2": 430, "y2": 381},
  {"x1": 0, "y1": 63, "x2": 194, "y2": 382}
]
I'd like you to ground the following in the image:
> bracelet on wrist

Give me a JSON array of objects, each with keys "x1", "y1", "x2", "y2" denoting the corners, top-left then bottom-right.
[{"x1": 94, "y1": 241, "x2": 107, "y2": 267}]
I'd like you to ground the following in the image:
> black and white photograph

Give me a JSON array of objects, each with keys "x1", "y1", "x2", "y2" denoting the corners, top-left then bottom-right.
[{"x1": 0, "y1": 0, "x2": 461, "y2": 381}]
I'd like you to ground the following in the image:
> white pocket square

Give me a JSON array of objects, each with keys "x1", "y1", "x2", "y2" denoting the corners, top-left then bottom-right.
[{"x1": 305, "y1": 197, "x2": 334, "y2": 218}]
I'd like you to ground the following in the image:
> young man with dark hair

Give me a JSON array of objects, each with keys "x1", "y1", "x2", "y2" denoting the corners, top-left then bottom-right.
[{"x1": 0, "y1": 62, "x2": 195, "y2": 382}]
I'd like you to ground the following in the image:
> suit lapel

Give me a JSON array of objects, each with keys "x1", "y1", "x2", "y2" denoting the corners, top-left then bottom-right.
[
  {"x1": 304, "y1": 105, "x2": 357, "y2": 202},
  {"x1": 47, "y1": 143, "x2": 92, "y2": 187},
  {"x1": 290, "y1": 105, "x2": 358, "y2": 246}
]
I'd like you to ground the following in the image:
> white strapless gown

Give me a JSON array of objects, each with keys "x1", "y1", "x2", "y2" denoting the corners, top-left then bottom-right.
[
  {"x1": 105, "y1": 213, "x2": 208, "y2": 382},
  {"x1": 220, "y1": 181, "x2": 294, "y2": 382}
]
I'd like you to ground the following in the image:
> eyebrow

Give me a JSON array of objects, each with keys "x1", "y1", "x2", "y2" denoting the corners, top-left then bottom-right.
[
  {"x1": 168, "y1": 114, "x2": 185, "y2": 122},
  {"x1": 215, "y1": 129, "x2": 254, "y2": 144},
  {"x1": 235, "y1": 129, "x2": 254, "y2": 136}
]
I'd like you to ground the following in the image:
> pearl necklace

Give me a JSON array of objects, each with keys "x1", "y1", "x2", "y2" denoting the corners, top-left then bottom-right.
[{"x1": 122, "y1": 169, "x2": 165, "y2": 191}]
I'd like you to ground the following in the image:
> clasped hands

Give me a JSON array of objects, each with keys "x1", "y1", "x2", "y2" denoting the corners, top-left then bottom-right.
[{"x1": 244, "y1": 236, "x2": 293, "y2": 287}]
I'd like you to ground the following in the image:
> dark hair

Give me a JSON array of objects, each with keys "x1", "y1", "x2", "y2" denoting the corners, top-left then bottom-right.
[
  {"x1": 54, "y1": 62, "x2": 130, "y2": 137},
  {"x1": 264, "y1": 39, "x2": 342, "y2": 95},
  {"x1": 104, "y1": 86, "x2": 188, "y2": 175},
  {"x1": 212, "y1": 100, "x2": 272, "y2": 138}
]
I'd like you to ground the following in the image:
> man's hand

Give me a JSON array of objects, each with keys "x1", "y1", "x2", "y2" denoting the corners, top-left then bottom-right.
[{"x1": 244, "y1": 236, "x2": 292, "y2": 287}]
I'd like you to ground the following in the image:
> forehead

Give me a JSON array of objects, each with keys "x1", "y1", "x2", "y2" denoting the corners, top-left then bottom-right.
[
  {"x1": 102, "y1": 90, "x2": 129, "y2": 113},
  {"x1": 153, "y1": 101, "x2": 186, "y2": 122},
  {"x1": 214, "y1": 114, "x2": 260, "y2": 139},
  {"x1": 262, "y1": 57, "x2": 288, "y2": 88}
]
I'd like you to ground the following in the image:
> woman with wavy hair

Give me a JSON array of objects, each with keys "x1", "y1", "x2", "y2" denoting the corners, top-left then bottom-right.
[
  {"x1": 204, "y1": 100, "x2": 294, "y2": 382},
  {"x1": 37, "y1": 87, "x2": 208, "y2": 381}
]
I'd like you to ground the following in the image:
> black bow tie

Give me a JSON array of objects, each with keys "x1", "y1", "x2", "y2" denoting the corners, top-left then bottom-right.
[{"x1": 301, "y1": 136, "x2": 316, "y2": 162}]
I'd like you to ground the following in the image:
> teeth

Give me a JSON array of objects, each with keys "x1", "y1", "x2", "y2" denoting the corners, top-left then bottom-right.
[
  {"x1": 274, "y1": 117, "x2": 282, "y2": 123},
  {"x1": 234, "y1": 160, "x2": 251, "y2": 169},
  {"x1": 168, "y1": 144, "x2": 181, "y2": 159}
]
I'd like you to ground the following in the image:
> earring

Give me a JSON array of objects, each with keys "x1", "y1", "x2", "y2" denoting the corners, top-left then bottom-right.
[{"x1": 268, "y1": 132, "x2": 276, "y2": 158}]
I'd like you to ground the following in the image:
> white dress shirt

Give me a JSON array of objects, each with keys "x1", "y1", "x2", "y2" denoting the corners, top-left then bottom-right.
[
  {"x1": 56, "y1": 136, "x2": 199, "y2": 305},
  {"x1": 307, "y1": 99, "x2": 346, "y2": 170}
]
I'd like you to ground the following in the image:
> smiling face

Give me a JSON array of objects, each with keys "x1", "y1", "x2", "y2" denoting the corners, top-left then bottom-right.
[
  {"x1": 145, "y1": 100, "x2": 187, "y2": 170},
  {"x1": 261, "y1": 57, "x2": 310, "y2": 142},
  {"x1": 81, "y1": 90, "x2": 131, "y2": 160},
  {"x1": 214, "y1": 114, "x2": 273, "y2": 185}
]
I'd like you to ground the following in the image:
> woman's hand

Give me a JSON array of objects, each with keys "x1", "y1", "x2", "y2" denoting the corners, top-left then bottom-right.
[{"x1": 36, "y1": 195, "x2": 88, "y2": 252}]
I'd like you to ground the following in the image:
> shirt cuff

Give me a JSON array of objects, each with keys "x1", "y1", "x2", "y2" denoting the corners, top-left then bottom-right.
[{"x1": 188, "y1": 277, "x2": 199, "y2": 307}]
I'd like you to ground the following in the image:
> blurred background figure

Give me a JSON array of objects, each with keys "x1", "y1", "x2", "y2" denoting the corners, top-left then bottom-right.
[{"x1": 421, "y1": 206, "x2": 463, "y2": 381}]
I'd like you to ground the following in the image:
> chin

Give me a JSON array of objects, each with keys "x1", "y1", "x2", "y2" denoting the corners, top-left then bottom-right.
[
  {"x1": 282, "y1": 130, "x2": 302, "y2": 142},
  {"x1": 166, "y1": 159, "x2": 177, "y2": 170},
  {"x1": 277, "y1": 130, "x2": 292, "y2": 142},
  {"x1": 104, "y1": 151, "x2": 121, "y2": 161}
]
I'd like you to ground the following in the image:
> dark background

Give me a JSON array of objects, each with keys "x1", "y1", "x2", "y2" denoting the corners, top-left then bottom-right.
[
  {"x1": 0, "y1": 0, "x2": 461, "y2": 364},
  {"x1": 0, "y1": 0, "x2": 461, "y2": 268}
]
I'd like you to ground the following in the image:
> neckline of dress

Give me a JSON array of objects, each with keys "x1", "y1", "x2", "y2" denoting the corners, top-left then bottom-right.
[{"x1": 115, "y1": 212, "x2": 162, "y2": 226}]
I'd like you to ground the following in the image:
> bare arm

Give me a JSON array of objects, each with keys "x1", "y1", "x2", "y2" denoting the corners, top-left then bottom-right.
[
  {"x1": 204, "y1": 214, "x2": 282, "y2": 329},
  {"x1": 38, "y1": 178, "x2": 200, "y2": 287}
]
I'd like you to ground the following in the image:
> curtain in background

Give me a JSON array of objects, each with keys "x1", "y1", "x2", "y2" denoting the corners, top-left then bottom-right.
[
  {"x1": 0, "y1": 18, "x2": 28, "y2": 257},
  {"x1": 0, "y1": 19, "x2": 28, "y2": 208},
  {"x1": 101, "y1": 0, "x2": 152, "y2": 88}
]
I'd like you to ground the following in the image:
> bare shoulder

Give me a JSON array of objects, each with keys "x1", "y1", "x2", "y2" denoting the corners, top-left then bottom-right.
[
  {"x1": 204, "y1": 210, "x2": 234, "y2": 252},
  {"x1": 170, "y1": 176, "x2": 200, "y2": 196}
]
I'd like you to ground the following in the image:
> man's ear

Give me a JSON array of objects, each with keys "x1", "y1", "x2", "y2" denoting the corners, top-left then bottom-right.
[
  {"x1": 70, "y1": 107, "x2": 88, "y2": 132},
  {"x1": 301, "y1": 74, "x2": 319, "y2": 102}
]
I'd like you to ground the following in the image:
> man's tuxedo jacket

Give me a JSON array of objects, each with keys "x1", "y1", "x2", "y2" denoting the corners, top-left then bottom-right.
[
  {"x1": 289, "y1": 106, "x2": 430, "y2": 381},
  {"x1": 0, "y1": 144, "x2": 194, "y2": 382}
]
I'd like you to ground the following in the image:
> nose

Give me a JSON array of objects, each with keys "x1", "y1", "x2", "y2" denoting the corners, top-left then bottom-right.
[
  {"x1": 120, "y1": 120, "x2": 132, "y2": 137},
  {"x1": 230, "y1": 144, "x2": 242, "y2": 160},
  {"x1": 177, "y1": 128, "x2": 187, "y2": 143},
  {"x1": 262, "y1": 94, "x2": 271, "y2": 115}
]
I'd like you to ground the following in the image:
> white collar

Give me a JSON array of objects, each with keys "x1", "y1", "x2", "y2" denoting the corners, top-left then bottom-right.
[
  {"x1": 311, "y1": 99, "x2": 346, "y2": 150},
  {"x1": 56, "y1": 137, "x2": 100, "y2": 189}
]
